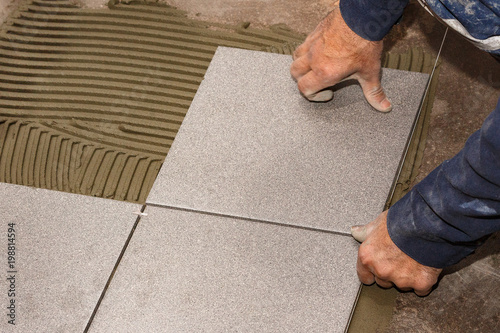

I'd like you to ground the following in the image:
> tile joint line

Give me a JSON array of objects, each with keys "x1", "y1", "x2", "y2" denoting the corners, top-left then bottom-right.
[
  {"x1": 83, "y1": 204, "x2": 147, "y2": 333},
  {"x1": 146, "y1": 202, "x2": 353, "y2": 237},
  {"x1": 344, "y1": 283, "x2": 364, "y2": 333},
  {"x1": 346, "y1": 30, "x2": 448, "y2": 333},
  {"x1": 385, "y1": 26, "x2": 448, "y2": 208}
]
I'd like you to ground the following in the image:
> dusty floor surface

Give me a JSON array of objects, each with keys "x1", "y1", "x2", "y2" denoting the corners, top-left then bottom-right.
[
  {"x1": 0, "y1": 0, "x2": 19, "y2": 23},
  {"x1": 1, "y1": 0, "x2": 499, "y2": 331}
]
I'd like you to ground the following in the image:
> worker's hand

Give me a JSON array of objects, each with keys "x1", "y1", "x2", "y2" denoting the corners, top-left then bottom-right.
[
  {"x1": 352, "y1": 211, "x2": 442, "y2": 296},
  {"x1": 290, "y1": 3, "x2": 392, "y2": 112}
]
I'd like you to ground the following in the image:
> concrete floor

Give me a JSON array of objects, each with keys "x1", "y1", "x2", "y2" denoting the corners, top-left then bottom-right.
[{"x1": 1, "y1": 0, "x2": 498, "y2": 331}]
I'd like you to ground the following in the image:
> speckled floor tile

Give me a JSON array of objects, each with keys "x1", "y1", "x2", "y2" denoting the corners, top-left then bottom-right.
[
  {"x1": 147, "y1": 47, "x2": 429, "y2": 233},
  {"x1": 88, "y1": 206, "x2": 359, "y2": 332},
  {"x1": 0, "y1": 183, "x2": 141, "y2": 333}
]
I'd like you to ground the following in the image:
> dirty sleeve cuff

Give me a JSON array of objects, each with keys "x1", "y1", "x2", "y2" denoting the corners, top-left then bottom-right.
[{"x1": 387, "y1": 98, "x2": 500, "y2": 268}]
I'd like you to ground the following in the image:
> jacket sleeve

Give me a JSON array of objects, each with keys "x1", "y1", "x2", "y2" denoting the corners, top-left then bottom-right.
[
  {"x1": 387, "y1": 98, "x2": 500, "y2": 268},
  {"x1": 339, "y1": 0, "x2": 410, "y2": 41}
]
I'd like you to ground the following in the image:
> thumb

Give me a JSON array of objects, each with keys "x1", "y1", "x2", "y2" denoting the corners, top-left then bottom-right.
[
  {"x1": 351, "y1": 217, "x2": 379, "y2": 242},
  {"x1": 357, "y1": 71, "x2": 392, "y2": 113},
  {"x1": 351, "y1": 211, "x2": 388, "y2": 243},
  {"x1": 351, "y1": 224, "x2": 369, "y2": 243}
]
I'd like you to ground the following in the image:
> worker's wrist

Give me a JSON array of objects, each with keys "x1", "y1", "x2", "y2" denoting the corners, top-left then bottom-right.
[{"x1": 339, "y1": 0, "x2": 408, "y2": 41}]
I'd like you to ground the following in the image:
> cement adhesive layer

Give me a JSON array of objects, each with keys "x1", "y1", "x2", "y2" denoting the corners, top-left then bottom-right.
[
  {"x1": 0, "y1": 1, "x2": 438, "y2": 206},
  {"x1": 147, "y1": 47, "x2": 429, "y2": 233},
  {"x1": 0, "y1": 0, "x2": 304, "y2": 203},
  {"x1": 89, "y1": 206, "x2": 360, "y2": 333},
  {"x1": 0, "y1": 182, "x2": 141, "y2": 332}
]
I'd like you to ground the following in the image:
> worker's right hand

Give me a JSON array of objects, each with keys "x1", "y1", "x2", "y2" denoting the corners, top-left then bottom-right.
[
  {"x1": 352, "y1": 211, "x2": 442, "y2": 296},
  {"x1": 290, "y1": 2, "x2": 392, "y2": 112}
]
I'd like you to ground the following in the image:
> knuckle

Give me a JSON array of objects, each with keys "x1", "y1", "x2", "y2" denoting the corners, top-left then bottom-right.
[
  {"x1": 413, "y1": 281, "x2": 431, "y2": 292},
  {"x1": 400, "y1": 274, "x2": 435, "y2": 292},
  {"x1": 368, "y1": 85, "x2": 385, "y2": 99},
  {"x1": 313, "y1": 65, "x2": 334, "y2": 82},
  {"x1": 421, "y1": 275, "x2": 438, "y2": 290},
  {"x1": 292, "y1": 43, "x2": 307, "y2": 59},
  {"x1": 357, "y1": 247, "x2": 372, "y2": 266},
  {"x1": 373, "y1": 266, "x2": 392, "y2": 280},
  {"x1": 394, "y1": 277, "x2": 413, "y2": 290}
]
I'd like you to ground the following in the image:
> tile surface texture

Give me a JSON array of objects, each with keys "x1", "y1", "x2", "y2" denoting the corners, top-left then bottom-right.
[
  {"x1": 147, "y1": 47, "x2": 429, "y2": 233},
  {"x1": 0, "y1": 183, "x2": 141, "y2": 333},
  {"x1": 89, "y1": 206, "x2": 360, "y2": 332}
]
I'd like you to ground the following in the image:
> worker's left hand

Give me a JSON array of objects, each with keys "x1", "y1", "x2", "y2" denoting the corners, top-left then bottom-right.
[
  {"x1": 352, "y1": 211, "x2": 442, "y2": 296},
  {"x1": 290, "y1": 2, "x2": 392, "y2": 112}
]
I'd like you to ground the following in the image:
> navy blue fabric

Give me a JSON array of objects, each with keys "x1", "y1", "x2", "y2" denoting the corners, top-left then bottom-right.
[
  {"x1": 339, "y1": 0, "x2": 409, "y2": 41},
  {"x1": 387, "y1": 98, "x2": 500, "y2": 268},
  {"x1": 425, "y1": 0, "x2": 500, "y2": 40},
  {"x1": 340, "y1": 0, "x2": 500, "y2": 54},
  {"x1": 339, "y1": 0, "x2": 500, "y2": 267},
  {"x1": 340, "y1": 0, "x2": 500, "y2": 268}
]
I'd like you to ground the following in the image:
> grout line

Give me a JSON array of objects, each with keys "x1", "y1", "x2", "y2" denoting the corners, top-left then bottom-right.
[
  {"x1": 428, "y1": 27, "x2": 448, "y2": 92},
  {"x1": 146, "y1": 202, "x2": 354, "y2": 237},
  {"x1": 346, "y1": 28, "x2": 449, "y2": 333},
  {"x1": 384, "y1": 26, "x2": 448, "y2": 210},
  {"x1": 418, "y1": 26, "x2": 448, "y2": 121},
  {"x1": 83, "y1": 204, "x2": 147, "y2": 333},
  {"x1": 344, "y1": 283, "x2": 363, "y2": 333}
]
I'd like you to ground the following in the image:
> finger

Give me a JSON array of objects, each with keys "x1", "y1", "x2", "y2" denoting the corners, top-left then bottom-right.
[
  {"x1": 357, "y1": 70, "x2": 392, "y2": 113},
  {"x1": 290, "y1": 55, "x2": 311, "y2": 81},
  {"x1": 412, "y1": 271, "x2": 439, "y2": 296},
  {"x1": 356, "y1": 255, "x2": 375, "y2": 285},
  {"x1": 374, "y1": 277, "x2": 393, "y2": 289},
  {"x1": 293, "y1": 42, "x2": 309, "y2": 60},
  {"x1": 293, "y1": 25, "x2": 323, "y2": 60},
  {"x1": 297, "y1": 70, "x2": 335, "y2": 102},
  {"x1": 414, "y1": 287, "x2": 433, "y2": 297},
  {"x1": 308, "y1": 89, "x2": 334, "y2": 102},
  {"x1": 292, "y1": 42, "x2": 309, "y2": 60}
]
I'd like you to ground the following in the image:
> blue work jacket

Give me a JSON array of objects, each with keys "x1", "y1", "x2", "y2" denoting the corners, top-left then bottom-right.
[{"x1": 340, "y1": 0, "x2": 500, "y2": 268}]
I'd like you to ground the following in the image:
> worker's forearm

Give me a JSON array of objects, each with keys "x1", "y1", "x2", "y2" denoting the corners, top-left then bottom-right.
[
  {"x1": 339, "y1": 0, "x2": 409, "y2": 41},
  {"x1": 387, "y1": 98, "x2": 500, "y2": 268}
]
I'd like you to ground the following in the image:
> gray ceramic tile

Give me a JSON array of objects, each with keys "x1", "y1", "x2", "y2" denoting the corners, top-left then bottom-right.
[
  {"x1": 0, "y1": 183, "x2": 141, "y2": 333},
  {"x1": 89, "y1": 206, "x2": 360, "y2": 332},
  {"x1": 147, "y1": 47, "x2": 429, "y2": 233}
]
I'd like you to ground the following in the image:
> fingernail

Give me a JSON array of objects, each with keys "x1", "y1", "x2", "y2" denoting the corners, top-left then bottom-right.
[
  {"x1": 378, "y1": 98, "x2": 392, "y2": 113},
  {"x1": 307, "y1": 90, "x2": 333, "y2": 102},
  {"x1": 351, "y1": 225, "x2": 367, "y2": 243}
]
